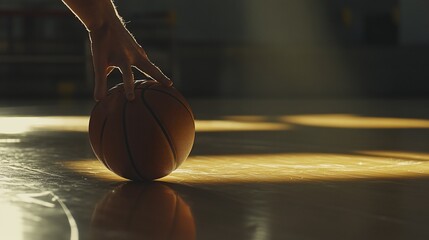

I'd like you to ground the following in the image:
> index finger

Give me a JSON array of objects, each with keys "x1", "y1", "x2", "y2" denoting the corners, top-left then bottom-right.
[
  {"x1": 120, "y1": 65, "x2": 135, "y2": 101},
  {"x1": 134, "y1": 57, "x2": 173, "y2": 87}
]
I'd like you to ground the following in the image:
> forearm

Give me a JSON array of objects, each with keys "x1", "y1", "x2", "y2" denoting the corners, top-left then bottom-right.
[{"x1": 62, "y1": 0, "x2": 123, "y2": 31}]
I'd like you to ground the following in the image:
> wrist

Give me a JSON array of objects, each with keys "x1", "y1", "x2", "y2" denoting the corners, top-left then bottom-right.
[
  {"x1": 87, "y1": 14, "x2": 123, "y2": 33},
  {"x1": 85, "y1": 0, "x2": 124, "y2": 33}
]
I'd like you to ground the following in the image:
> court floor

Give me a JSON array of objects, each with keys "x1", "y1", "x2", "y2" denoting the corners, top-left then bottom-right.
[{"x1": 1, "y1": 98, "x2": 429, "y2": 240}]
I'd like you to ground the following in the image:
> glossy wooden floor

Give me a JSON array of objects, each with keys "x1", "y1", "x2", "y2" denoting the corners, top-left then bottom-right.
[{"x1": 1, "y1": 99, "x2": 429, "y2": 240}]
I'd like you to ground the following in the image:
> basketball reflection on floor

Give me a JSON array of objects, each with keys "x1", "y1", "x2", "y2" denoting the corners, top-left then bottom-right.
[{"x1": 90, "y1": 182, "x2": 195, "y2": 240}]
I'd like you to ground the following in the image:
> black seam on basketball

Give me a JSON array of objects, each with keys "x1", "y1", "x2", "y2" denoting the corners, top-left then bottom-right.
[
  {"x1": 123, "y1": 101, "x2": 145, "y2": 181},
  {"x1": 98, "y1": 117, "x2": 112, "y2": 171},
  {"x1": 141, "y1": 89, "x2": 177, "y2": 169},
  {"x1": 146, "y1": 88, "x2": 194, "y2": 119}
]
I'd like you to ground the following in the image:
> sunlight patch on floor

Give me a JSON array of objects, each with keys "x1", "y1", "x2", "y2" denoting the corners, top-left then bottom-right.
[
  {"x1": 195, "y1": 120, "x2": 290, "y2": 132},
  {"x1": 0, "y1": 116, "x2": 290, "y2": 134},
  {"x1": 0, "y1": 116, "x2": 89, "y2": 134},
  {"x1": 2, "y1": 113, "x2": 428, "y2": 135},
  {"x1": 281, "y1": 114, "x2": 429, "y2": 129},
  {"x1": 64, "y1": 151, "x2": 429, "y2": 183},
  {"x1": 0, "y1": 202, "x2": 23, "y2": 240}
]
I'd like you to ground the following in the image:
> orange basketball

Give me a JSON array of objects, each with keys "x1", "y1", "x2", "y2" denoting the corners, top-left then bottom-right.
[{"x1": 88, "y1": 80, "x2": 195, "y2": 181}]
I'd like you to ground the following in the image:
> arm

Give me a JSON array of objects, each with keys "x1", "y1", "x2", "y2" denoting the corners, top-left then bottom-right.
[{"x1": 62, "y1": 0, "x2": 172, "y2": 101}]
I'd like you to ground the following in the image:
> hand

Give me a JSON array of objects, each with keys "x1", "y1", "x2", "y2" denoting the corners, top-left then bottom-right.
[{"x1": 89, "y1": 20, "x2": 172, "y2": 101}]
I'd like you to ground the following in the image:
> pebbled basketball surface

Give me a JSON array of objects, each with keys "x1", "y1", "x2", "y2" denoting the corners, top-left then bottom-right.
[{"x1": 89, "y1": 80, "x2": 195, "y2": 181}]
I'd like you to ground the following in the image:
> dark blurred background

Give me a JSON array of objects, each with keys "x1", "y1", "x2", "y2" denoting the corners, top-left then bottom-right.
[{"x1": 0, "y1": 0, "x2": 428, "y2": 99}]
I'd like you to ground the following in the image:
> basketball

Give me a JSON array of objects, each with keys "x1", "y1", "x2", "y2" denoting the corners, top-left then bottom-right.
[{"x1": 88, "y1": 80, "x2": 195, "y2": 181}]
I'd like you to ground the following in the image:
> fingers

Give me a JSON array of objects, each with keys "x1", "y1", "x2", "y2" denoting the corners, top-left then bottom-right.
[
  {"x1": 92, "y1": 47, "x2": 169, "y2": 102},
  {"x1": 120, "y1": 65, "x2": 135, "y2": 101},
  {"x1": 93, "y1": 64, "x2": 135, "y2": 101},
  {"x1": 135, "y1": 57, "x2": 173, "y2": 87},
  {"x1": 93, "y1": 59, "x2": 108, "y2": 102}
]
